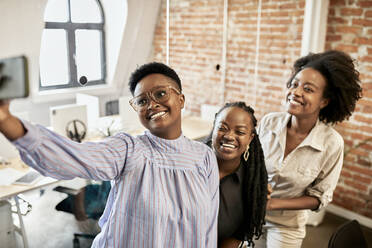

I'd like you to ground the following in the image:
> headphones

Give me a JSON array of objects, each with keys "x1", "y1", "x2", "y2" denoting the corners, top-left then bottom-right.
[{"x1": 65, "y1": 119, "x2": 87, "y2": 143}]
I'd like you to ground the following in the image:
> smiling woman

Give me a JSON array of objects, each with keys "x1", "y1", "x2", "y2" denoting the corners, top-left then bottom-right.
[
  {"x1": 0, "y1": 62, "x2": 219, "y2": 248},
  {"x1": 204, "y1": 102, "x2": 268, "y2": 248},
  {"x1": 256, "y1": 50, "x2": 363, "y2": 248},
  {"x1": 128, "y1": 62, "x2": 185, "y2": 140}
]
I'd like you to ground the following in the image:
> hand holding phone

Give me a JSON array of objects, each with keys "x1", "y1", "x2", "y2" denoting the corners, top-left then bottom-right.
[{"x1": 0, "y1": 100, "x2": 11, "y2": 122}]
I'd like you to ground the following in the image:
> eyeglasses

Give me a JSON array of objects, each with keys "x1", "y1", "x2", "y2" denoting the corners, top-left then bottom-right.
[{"x1": 129, "y1": 85, "x2": 181, "y2": 112}]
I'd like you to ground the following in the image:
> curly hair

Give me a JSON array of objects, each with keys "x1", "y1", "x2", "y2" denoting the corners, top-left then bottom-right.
[
  {"x1": 128, "y1": 62, "x2": 182, "y2": 95},
  {"x1": 286, "y1": 50, "x2": 362, "y2": 124},
  {"x1": 205, "y1": 102, "x2": 268, "y2": 247}
]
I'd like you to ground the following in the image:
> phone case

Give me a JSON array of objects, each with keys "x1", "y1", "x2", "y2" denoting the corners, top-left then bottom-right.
[{"x1": 0, "y1": 55, "x2": 29, "y2": 100}]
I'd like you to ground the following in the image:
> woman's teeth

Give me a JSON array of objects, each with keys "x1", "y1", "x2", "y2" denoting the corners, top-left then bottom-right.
[
  {"x1": 222, "y1": 143, "x2": 236, "y2": 148},
  {"x1": 289, "y1": 99, "x2": 303, "y2": 106},
  {"x1": 150, "y1": 111, "x2": 166, "y2": 120}
]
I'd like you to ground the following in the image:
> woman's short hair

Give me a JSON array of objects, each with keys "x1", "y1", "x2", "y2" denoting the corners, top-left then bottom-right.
[{"x1": 128, "y1": 62, "x2": 182, "y2": 95}]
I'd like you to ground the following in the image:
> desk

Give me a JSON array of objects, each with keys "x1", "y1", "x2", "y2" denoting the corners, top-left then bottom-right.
[
  {"x1": 182, "y1": 116, "x2": 213, "y2": 140},
  {"x1": 0, "y1": 158, "x2": 58, "y2": 200},
  {"x1": 0, "y1": 158, "x2": 59, "y2": 248}
]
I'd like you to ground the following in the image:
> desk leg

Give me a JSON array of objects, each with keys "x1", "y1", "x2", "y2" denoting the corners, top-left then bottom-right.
[{"x1": 14, "y1": 196, "x2": 29, "y2": 248}]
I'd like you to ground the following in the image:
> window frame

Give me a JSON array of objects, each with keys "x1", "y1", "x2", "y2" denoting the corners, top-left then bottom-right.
[{"x1": 39, "y1": 0, "x2": 106, "y2": 91}]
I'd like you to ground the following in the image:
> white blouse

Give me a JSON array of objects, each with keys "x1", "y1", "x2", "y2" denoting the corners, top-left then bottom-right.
[{"x1": 258, "y1": 112, "x2": 344, "y2": 228}]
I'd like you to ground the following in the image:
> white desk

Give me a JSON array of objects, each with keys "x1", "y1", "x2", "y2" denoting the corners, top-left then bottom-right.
[
  {"x1": 0, "y1": 158, "x2": 59, "y2": 248},
  {"x1": 181, "y1": 116, "x2": 213, "y2": 140},
  {"x1": 0, "y1": 161, "x2": 58, "y2": 201}
]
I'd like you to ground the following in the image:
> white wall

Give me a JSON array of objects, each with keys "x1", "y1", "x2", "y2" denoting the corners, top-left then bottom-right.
[
  {"x1": 100, "y1": 0, "x2": 162, "y2": 111},
  {"x1": 0, "y1": 0, "x2": 161, "y2": 126},
  {"x1": 0, "y1": 0, "x2": 65, "y2": 126}
]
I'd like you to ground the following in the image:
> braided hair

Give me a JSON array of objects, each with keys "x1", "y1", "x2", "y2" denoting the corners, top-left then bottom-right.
[{"x1": 205, "y1": 102, "x2": 268, "y2": 247}]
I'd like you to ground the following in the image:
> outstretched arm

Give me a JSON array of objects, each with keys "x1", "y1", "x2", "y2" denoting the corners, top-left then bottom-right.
[
  {"x1": 1, "y1": 100, "x2": 140, "y2": 181},
  {"x1": 0, "y1": 100, "x2": 26, "y2": 141}
]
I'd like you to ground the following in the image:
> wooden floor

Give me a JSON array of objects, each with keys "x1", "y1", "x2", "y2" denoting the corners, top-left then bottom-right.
[{"x1": 303, "y1": 211, "x2": 372, "y2": 248}]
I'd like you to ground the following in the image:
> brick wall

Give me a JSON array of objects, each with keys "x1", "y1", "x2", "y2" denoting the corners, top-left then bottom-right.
[
  {"x1": 151, "y1": 0, "x2": 372, "y2": 219},
  {"x1": 152, "y1": 0, "x2": 305, "y2": 116},
  {"x1": 325, "y1": 0, "x2": 372, "y2": 218}
]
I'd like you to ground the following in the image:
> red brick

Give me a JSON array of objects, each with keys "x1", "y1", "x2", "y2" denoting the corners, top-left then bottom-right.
[
  {"x1": 326, "y1": 34, "x2": 342, "y2": 42},
  {"x1": 344, "y1": 179, "x2": 367, "y2": 192},
  {"x1": 337, "y1": 121, "x2": 358, "y2": 130},
  {"x1": 261, "y1": 3, "x2": 279, "y2": 10},
  {"x1": 358, "y1": 192, "x2": 372, "y2": 201},
  {"x1": 360, "y1": 125, "x2": 372, "y2": 133},
  {"x1": 328, "y1": 8, "x2": 336, "y2": 17},
  {"x1": 353, "y1": 174, "x2": 372, "y2": 184},
  {"x1": 298, "y1": 1, "x2": 306, "y2": 9},
  {"x1": 366, "y1": 10, "x2": 372, "y2": 18},
  {"x1": 333, "y1": 195, "x2": 366, "y2": 209},
  {"x1": 329, "y1": 16, "x2": 348, "y2": 25},
  {"x1": 357, "y1": 98, "x2": 372, "y2": 106},
  {"x1": 349, "y1": 147, "x2": 369, "y2": 156},
  {"x1": 362, "y1": 88, "x2": 372, "y2": 97},
  {"x1": 362, "y1": 83, "x2": 372, "y2": 90},
  {"x1": 337, "y1": 26, "x2": 363, "y2": 35},
  {"x1": 353, "y1": 114, "x2": 372, "y2": 124},
  {"x1": 359, "y1": 56, "x2": 372, "y2": 63},
  {"x1": 352, "y1": 18, "x2": 372, "y2": 27},
  {"x1": 340, "y1": 8, "x2": 364, "y2": 16},
  {"x1": 359, "y1": 141, "x2": 372, "y2": 150},
  {"x1": 362, "y1": 105, "x2": 372, "y2": 114},
  {"x1": 354, "y1": 37, "x2": 372, "y2": 46},
  {"x1": 330, "y1": 0, "x2": 346, "y2": 5},
  {"x1": 345, "y1": 165, "x2": 372, "y2": 177},
  {"x1": 344, "y1": 139, "x2": 354, "y2": 147},
  {"x1": 360, "y1": 1, "x2": 372, "y2": 7},
  {"x1": 335, "y1": 44, "x2": 359, "y2": 53},
  {"x1": 357, "y1": 158, "x2": 372, "y2": 167},
  {"x1": 341, "y1": 170, "x2": 352, "y2": 178}
]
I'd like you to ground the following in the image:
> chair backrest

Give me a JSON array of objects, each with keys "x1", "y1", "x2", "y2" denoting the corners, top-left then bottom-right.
[{"x1": 328, "y1": 219, "x2": 368, "y2": 248}]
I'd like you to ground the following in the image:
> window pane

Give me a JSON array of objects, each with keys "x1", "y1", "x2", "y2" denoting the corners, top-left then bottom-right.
[
  {"x1": 40, "y1": 29, "x2": 69, "y2": 86},
  {"x1": 44, "y1": 0, "x2": 69, "y2": 22},
  {"x1": 75, "y1": 30, "x2": 102, "y2": 82},
  {"x1": 70, "y1": 0, "x2": 102, "y2": 23}
]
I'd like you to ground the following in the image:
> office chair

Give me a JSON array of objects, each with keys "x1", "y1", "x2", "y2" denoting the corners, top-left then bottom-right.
[
  {"x1": 328, "y1": 219, "x2": 368, "y2": 248},
  {"x1": 54, "y1": 181, "x2": 110, "y2": 248}
]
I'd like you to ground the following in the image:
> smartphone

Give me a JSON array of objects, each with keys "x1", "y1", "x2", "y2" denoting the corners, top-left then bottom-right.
[
  {"x1": 12, "y1": 170, "x2": 42, "y2": 185},
  {"x1": 0, "y1": 55, "x2": 29, "y2": 100}
]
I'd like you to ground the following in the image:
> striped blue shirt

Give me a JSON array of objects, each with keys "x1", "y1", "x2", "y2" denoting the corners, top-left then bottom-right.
[{"x1": 13, "y1": 121, "x2": 219, "y2": 247}]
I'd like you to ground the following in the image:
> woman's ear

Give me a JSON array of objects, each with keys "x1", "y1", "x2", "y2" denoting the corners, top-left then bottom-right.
[
  {"x1": 320, "y1": 97, "x2": 329, "y2": 109},
  {"x1": 179, "y1": 94, "x2": 185, "y2": 109},
  {"x1": 249, "y1": 132, "x2": 255, "y2": 144}
]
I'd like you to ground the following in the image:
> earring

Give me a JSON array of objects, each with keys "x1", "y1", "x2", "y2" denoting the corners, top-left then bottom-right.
[{"x1": 243, "y1": 145, "x2": 249, "y2": 161}]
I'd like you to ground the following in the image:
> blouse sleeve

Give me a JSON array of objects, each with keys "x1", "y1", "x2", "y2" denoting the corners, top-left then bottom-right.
[
  {"x1": 204, "y1": 148, "x2": 219, "y2": 248},
  {"x1": 13, "y1": 120, "x2": 141, "y2": 181},
  {"x1": 305, "y1": 134, "x2": 344, "y2": 211}
]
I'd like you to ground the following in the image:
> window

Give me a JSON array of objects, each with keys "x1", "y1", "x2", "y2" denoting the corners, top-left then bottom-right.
[{"x1": 39, "y1": 0, "x2": 106, "y2": 90}]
